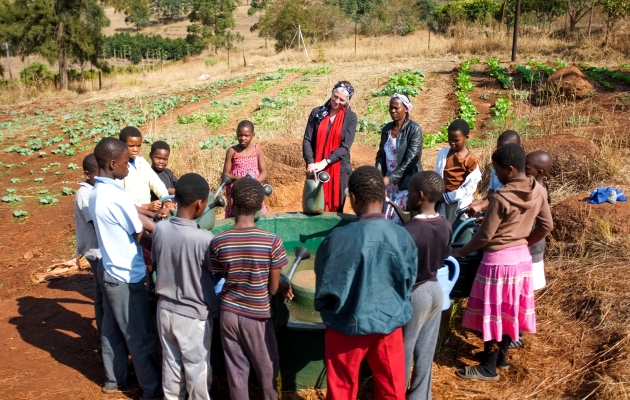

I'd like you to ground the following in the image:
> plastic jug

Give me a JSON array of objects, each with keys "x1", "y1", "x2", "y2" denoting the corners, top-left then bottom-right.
[
  {"x1": 437, "y1": 256, "x2": 460, "y2": 310},
  {"x1": 302, "y1": 171, "x2": 330, "y2": 214}
]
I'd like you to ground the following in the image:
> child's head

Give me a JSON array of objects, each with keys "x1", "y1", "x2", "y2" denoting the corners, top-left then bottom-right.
[
  {"x1": 230, "y1": 176, "x2": 264, "y2": 217},
  {"x1": 407, "y1": 171, "x2": 445, "y2": 212},
  {"x1": 175, "y1": 173, "x2": 209, "y2": 219},
  {"x1": 525, "y1": 151, "x2": 552, "y2": 182},
  {"x1": 497, "y1": 130, "x2": 521, "y2": 148},
  {"x1": 236, "y1": 120, "x2": 255, "y2": 149},
  {"x1": 150, "y1": 141, "x2": 171, "y2": 171},
  {"x1": 94, "y1": 137, "x2": 130, "y2": 180},
  {"x1": 447, "y1": 119, "x2": 470, "y2": 152},
  {"x1": 348, "y1": 166, "x2": 385, "y2": 216},
  {"x1": 82, "y1": 153, "x2": 98, "y2": 186},
  {"x1": 119, "y1": 126, "x2": 142, "y2": 159},
  {"x1": 491, "y1": 143, "x2": 526, "y2": 185}
]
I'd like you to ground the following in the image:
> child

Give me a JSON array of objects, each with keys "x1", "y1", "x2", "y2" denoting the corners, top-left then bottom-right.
[
  {"x1": 152, "y1": 173, "x2": 218, "y2": 400},
  {"x1": 452, "y1": 144, "x2": 553, "y2": 381},
  {"x1": 149, "y1": 140, "x2": 178, "y2": 203},
  {"x1": 222, "y1": 120, "x2": 268, "y2": 218},
  {"x1": 435, "y1": 119, "x2": 481, "y2": 223},
  {"x1": 73, "y1": 153, "x2": 103, "y2": 337},
  {"x1": 119, "y1": 126, "x2": 174, "y2": 211},
  {"x1": 314, "y1": 166, "x2": 418, "y2": 399},
  {"x1": 403, "y1": 171, "x2": 452, "y2": 399},
  {"x1": 468, "y1": 130, "x2": 521, "y2": 215},
  {"x1": 210, "y1": 177, "x2": 290, "y2": 400},
  {"x1": 89, "y1": 137, "x2": 163, "y2": 398}
]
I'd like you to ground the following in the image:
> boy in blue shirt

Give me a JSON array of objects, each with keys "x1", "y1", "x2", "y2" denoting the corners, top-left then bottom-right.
[
  {"x1": 89, "y1": 137, "x2": 163, "y2": 399},
  {"x1": 314, "y1": 166, "x2": 417, "y2": 399}
]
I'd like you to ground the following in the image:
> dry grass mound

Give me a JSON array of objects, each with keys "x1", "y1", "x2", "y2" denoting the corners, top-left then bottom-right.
[
  {"x1": 523, "y1": 134, "x2": 598, "y2": 191},
  {"x1": 545, "y1": 66, "x2": 599, "y2": 100}
]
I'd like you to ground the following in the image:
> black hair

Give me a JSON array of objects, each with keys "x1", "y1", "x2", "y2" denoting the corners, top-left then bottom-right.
[
  {"x1": 497, "y1": 130, "x2": 521, "y2": 146},
  {"x1": 237, "y1": 120, "x2": 255, "y2": 133},
  {"x1": 119, "y1": 126, "x2": 142, "y2": 143},
  {"x1": 492, "y1": 143, "x2": 526, "y2": 172},
  {"x1": 447, "y1": 119, "x2": 470, "y2": 137},
  {"x1": 82, "y1": 153, "x2": 98, "y2": 174},
  {"x1": 348, "y1": 166, "x2": 385, "y2": 204},
  {"x1": 408, "y1": 171, "x2": 445, "y2": 203},
  {"x1": 94, "y1": 137, "x2": 128, "y2": 169},
  {"x1": 150, "y1": 140, "x2": 170, "y2": 154},
  {"x1": 231, "y1": 177, "x2": 264, "y2": 216},
  {"x1": 175, "y1": 173, "x2": 209, "y2": 207}
]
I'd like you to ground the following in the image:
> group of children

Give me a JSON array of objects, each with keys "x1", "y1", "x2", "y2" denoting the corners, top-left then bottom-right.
[{"x1": 73, "y1": 116, "x2": 553, "y2": 399}]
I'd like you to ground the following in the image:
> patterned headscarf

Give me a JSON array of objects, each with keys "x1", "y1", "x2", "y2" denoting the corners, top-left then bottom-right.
[
  {"x1": 315, "y1": 82, "x2": 354, "y2": 122},
  {"x1": 332, "y1": 81, "x2": 354, "y2": 99},
  {"x1": 390, "y1": 93, "x2": 412, "y2": 112}
]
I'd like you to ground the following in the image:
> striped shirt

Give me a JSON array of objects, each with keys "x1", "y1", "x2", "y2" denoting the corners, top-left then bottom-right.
[{"x1": 210, "y1": 227, "x2": 288, "y2": 318}]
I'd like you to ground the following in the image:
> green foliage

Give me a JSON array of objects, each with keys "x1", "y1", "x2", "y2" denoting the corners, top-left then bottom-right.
[
  {"x1": 13, "y1": 210, "x2": 28, "y2": 218},
  {"x1": 434, "y1": 0, "x2": 501, "y2": 29},
  {"x1": 68, "y1": 163, "x2": 79, "y2": 170},
  {"x1": 258, "y1": 96, "x2": 296, "y2": 110},
  {"x1": 19, "y1": 63, "x2": 54, "y2": 84},
  {"x1": 205, "y1": 58, "x2": 219, "y2": 66},
  {"x1": 34, "y1": 178, "x2": 44, "y2": 183},
  {"x1": 491, "y1": 97, "x2": 510, "y2": 118},
  {"x1": 357, "y1": 118, "x2": 385, "y2": 135},
  {"x1": 10, "y1": 178, "x2": 20, "y2": 183},
  {"x1": 372, "y1": 69, "x2": 425, "y2": 97},
  {"x1": 528, "y1": 61, "x2": 555, "y2": 76},
  {"x1": 622, "y1": 62, "x2": 630, "y2": 69},
  {"x1": 39, "y1": 195, "x2": 59, "y2": 205},
  {"x1": 177, "y1": 114, "x2": 201, "y2": 124},
  {"x1": 235, "y1": 80, "x2": 279, "y2": 94},
  {"x1": 204, "y1": 113, "x2": 229, "y2": 129},
  {"x1": 486, "y1": 58, "x2": 513, "y2": 89},
  {"x1": 579, "y1": 65, "x2": 615, "y2": 89},
  {"x1": 423, "y1": 128, "x2": 448, "y2": 148},
  {"x1": 102, "y1": 33, "x2": 202, "y2": 64},
  {"x1": 454, "y1": 59, "x2": 480, "y2": 129},
  {"x1": 302, "y1": 66, "x2": 332, "y2": 75},
  {"x1": 39, "y1": 189, "x2": 49, "y2": 194},
  {"x1": 555, "y1": 60, "x2": 567, "y2": 68},
  {"x1": 357, "y1": 0, "x2": 420, "y2": 36},
  {"x1": 187, "y1": 0, "x2": 237, "y2": 51},
  {"x1": 198, "y1": 134, "x2": 236, "y2": 149},
  {"x1": 2, "y1": 194, "x2": 22, "y2": 203},
  {"x1": 62, "y1": 187, "x2": 76, "y2": 196},
  {"x1": 279, "y1": 84, "x2": 313, "y2": 96},
  {"x1": 516, "y1": 65, "x2": 542, "y2": 83}
]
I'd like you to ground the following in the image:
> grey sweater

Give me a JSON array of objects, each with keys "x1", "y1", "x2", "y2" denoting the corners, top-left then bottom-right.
[{"x1": 152, "y1": 217, "x2": 219, "y2": 320}]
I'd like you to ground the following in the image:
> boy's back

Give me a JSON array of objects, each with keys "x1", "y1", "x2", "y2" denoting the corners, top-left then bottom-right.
[
  {"x1": 74, "y1": 182, "x2": 101, "y2": 261},
  {"x1": 210, "y1": 227, "x2": 287, "y2": 318},
  {"x1": 153, "y1": 218, "x2": 218, "y2": 320},
  {"x1": 315, "y1": 216, "x2": 417, "y2": 336},
  {"x1": 404, "y1": 216, "x2": 452, "y2": 286}
]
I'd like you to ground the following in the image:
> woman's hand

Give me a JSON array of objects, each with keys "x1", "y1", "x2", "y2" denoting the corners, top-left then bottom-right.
[
  {"x1": 383, "y1": 176, "x2": 390, "y2": 186},
  {"x1": 149, "y1": 201, "x2": 162, "y2": 211},
  {"x1": 308, "y1": 160, "x2": 329, "y2": 174}
]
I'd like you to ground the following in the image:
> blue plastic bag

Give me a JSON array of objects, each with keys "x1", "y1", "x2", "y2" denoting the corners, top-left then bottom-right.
[{"x1": 588, "y1": 187, "x2": 627, "y2": 204}]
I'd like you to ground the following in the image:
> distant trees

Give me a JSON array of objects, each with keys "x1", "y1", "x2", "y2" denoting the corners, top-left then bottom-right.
[
  {"x1": 187, "y1": 0, "x2": 240, "y2": 52},
  {"x1": 0, "y1": 0, "x2": 109, "y2": 90}
]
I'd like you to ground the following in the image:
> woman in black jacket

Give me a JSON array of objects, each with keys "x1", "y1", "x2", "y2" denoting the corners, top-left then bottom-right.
[
  {"x1": 302, "y1": 81, "x2": 358, "y2": 212},
  {"x1": 375, "y1": 93, "x2": 423, "y2": 223}
]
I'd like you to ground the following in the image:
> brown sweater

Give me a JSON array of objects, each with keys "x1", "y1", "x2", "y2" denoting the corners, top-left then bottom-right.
[{"x1": 458, "y1": 175, "x2": 553, "y2": 253}]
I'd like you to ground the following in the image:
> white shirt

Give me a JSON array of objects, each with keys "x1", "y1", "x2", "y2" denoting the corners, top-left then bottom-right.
[
  {"x1": 73, "y1": 182, "x2": 101, "y2": 260},
  {"x1": 89, "y1": 176, "x2": 145, "y2": 283},
  {"x1": 119, "y1": 156, "x2": 169, "y2": 206}
]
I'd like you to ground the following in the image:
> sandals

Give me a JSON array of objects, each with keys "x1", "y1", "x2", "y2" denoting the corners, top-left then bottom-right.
[{"x1": 456, "y1": 366, "x2": 499, "y2": 381}]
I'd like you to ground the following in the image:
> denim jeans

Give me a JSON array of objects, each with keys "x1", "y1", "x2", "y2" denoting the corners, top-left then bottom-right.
[
  {"x1": 403, "y1": 280, "x2": 443, "y2": 400},
  {"x1": 97, "y1": 260, "x2": 163, "y2": 400}
]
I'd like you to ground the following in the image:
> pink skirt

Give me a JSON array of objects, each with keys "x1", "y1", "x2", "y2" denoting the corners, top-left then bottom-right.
[{"x1": 461, "y1": 244, "x2": 535, "y2": 342}]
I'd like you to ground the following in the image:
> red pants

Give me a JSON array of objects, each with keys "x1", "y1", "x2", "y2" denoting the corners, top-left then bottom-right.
[{"x1": 325, "y1": 327, "x2": 406, "y2": 400}]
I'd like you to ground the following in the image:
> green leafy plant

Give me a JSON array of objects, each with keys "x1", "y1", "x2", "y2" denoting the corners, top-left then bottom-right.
[
  {"x1": 2, "y1": 194, "x2": 22, "y2": 203},
  {"x1": 491, "y1": 97, "x2": 511, "y2": 118},
  {"x1": 62, "y1": 187, "x2": 76, "y2": 195},
  {"x1": 303, "y1": 66, "x2": 332, "y2": 75},
  {"x1": 198, "y1": 135, "x2": 236, "y2": 150},
  {"x1": 34, "y1": 177, "x2": 44, "y2": 183},
  {"x1": 39, "y1": 189, "x2": 49, "y2": 194},
  {"x1": 372, "y1": 70, "x2": 426, "y2": 97},
  {"x1": 258, "y1": 96, "x2": 296, "y2": 110},
  {"x1": 204, "y1": 113, "x2": 229, "y2": 129},
  {"x1": 177, "y1": 114, "x2": 201, "y2": 124},
  {"x1": 68, "y1": 163, "x2": 79, "y2": 170},
  {"x1": 13, "y1": 210, "x2": 28, "y2": 218},
  {"x1": 6, "y1": 188, "x2": 16, "y2": 193},
  {"x1": 486, "y1": 58, "x2": 513, "y2": 89},
  {"x1": 39, "y1": 195, "x2": 59, "y2": 205},
  {"x1": 555, "y1": 60, "x2": 567, "y2": 68},
  {"x1": 279, "y1": 84, "x2": 313, "y2": 96},
  {"x1": 516, "y1": 65, "x2": 542, "y2": 83},
  {"x1": 55, "y1": 171, "x2": 64, "y2": 176},
  {"x1": 528, "y1": 61, "x2": 556, "y2": 76},
  {"x1": 622, "y1": 62, "x2": 630, "y2": 69},
  {"x1": 10, "y1": 178, "x2": 20, "y2": 183}
]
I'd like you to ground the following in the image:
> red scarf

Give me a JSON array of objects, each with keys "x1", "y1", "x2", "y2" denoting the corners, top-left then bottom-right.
[{"x1": 315, "y1": 107, "x2": 345, "y2": 212}]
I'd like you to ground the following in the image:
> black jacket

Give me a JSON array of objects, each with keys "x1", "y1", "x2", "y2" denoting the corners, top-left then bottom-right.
[
  {"x1": 302, "y1": 105, "x2": 357, "y2": 177},
  {"x1": 375, "y1": 118, "x2": 423, "y2": 191}
]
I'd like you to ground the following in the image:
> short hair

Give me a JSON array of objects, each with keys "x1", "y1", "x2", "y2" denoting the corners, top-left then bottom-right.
[
  {"x1": 94, "y1": 137, "x2": 128, "y2": 169},
  {"x1": 492, "y1": 143, "x2": 526, "y2": 172},
  {"x1": 150, "y1": 140, "x2": 170, "y2": 154},
  {"x1": 497, "y1": 130, "x2": 521, "y2": 146},
  {"x1": 526, "y1": 150, "x2": 553, "y2": 173},
  {"x1": 408, "y1": 171, "x2": 445, "y2": 203},
  {"x1": 348, "y1": 166, "x2": 385, "y2": 204},
  {"x1": 175, "y1": 173, "x2": 209, "y2": 207},
  {"x1": 119, "y1": 126, "x2": 142, "y2": 143},
  {"x1": 82, "y1": 153, "x2": 98, "y2": 174},
  {"x1": 448, "y1": 119, "x2": 470, "y2": 137},
  {"x1": 231, "y1": 177, "x2": 264, "y2": 216},
  {"x1": 237, "y1": 120, "x2": 255, "y2": 133}
]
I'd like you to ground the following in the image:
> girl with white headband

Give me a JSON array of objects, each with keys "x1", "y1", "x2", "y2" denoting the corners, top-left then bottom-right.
[
  {"x1": 302, "y1": 81, "x2": 358, "y2": 212},
  {"x1": 375, "y1": 93, "x2": 424, "y2": 223}
]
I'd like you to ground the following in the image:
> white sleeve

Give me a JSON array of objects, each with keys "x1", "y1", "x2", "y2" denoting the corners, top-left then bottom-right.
[
  {"x1": 434, "y1": 148, "x2": 449, "y2": 177},
  {"x1": 443, "y1": 166, "x2": 482, "y2": 204}
]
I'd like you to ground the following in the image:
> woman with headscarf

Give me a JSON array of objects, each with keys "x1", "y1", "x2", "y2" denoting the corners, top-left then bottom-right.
[
  {"x1": 376, "y1": 93, "x2": 423, "y2": 223},
  {"x1": 302, "y1": 81, "x2": 358, "y2": 212}
]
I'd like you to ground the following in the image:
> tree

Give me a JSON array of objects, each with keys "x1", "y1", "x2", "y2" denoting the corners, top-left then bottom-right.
[
  {"x1": 566, "y1": 0, "x2": 597, "y2": 31},
  {"x1": 123, "y1": 0, "x2": 151, "y2": 29},
  {"x1": 253, "y1": 0, "x2": 311, "y2": 52},
  {"x1": 0, "y1": 0, "x2": 109, "y2": 90},
  {"x1": 600, "y1": 0, "x2": 630, "y2": 43},
  {"x1": 187, "y1": 0, "x2": 237, "y2": 52}
]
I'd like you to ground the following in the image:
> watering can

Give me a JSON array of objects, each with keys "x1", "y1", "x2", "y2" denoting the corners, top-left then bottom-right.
[
  {"x1": 284, "y1": 247, "x2": 314, "y2": 310},
  {"x1": 437, "y1": 256, "x2": 460, "y2": 310},
  {"x1": 159, "y1": 193, "x2": 226, "y2": 230},
  {"x1": 302, "y1": 171, "x2": 330, "y2": 214},
  {"x1": 449, "y1": 210, "x2": 484, "y2": 299},
  {"x1": 386, "y1": 196, "x2": 418, "y2": 223}
]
